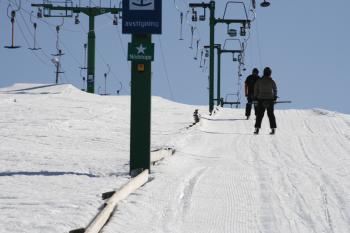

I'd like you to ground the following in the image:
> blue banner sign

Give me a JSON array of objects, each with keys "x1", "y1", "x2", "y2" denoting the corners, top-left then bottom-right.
[{"x1": 122, "y1": 0, "x2": 162, "y2": 34}]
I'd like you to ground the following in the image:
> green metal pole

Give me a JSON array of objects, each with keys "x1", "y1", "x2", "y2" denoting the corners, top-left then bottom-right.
[
  {"x1": 130, "y1": 34, "x2": 152, "y2": 175},
  {"x1": 87, "y1": 15, "x2": 96, "y2": 93},
  {"x1": 209, "y1": 1, "x2": 215, "y2": 113},
  {"x1": 217, "y1": 46, "x2": 221, "y2": 106}
]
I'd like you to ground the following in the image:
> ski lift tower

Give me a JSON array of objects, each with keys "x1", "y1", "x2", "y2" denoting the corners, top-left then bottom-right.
[
  {"x1": 204, "y1": 43, "x2": 243, "y2": 106},
  {"x1": 189, "y1": 1, "x2": 250, "y2": 114},
  {"x1": 188, "y1": 1, "x2": 271, "y2": 113},
  {"x1": 31, "y1": 0, "x2": 121, "y2": 94}
]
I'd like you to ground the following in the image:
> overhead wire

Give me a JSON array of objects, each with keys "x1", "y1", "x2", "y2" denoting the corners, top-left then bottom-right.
[
  {"x1": 10, "y1": 1, "x2": 88, "y2": 84},
  {"x1": 254, "y1": 16, "x2": 263, "y2": 68},
  {"x1": 101, "y1": 12, "x2": 130, "y2": 67},
  {"x1": 157, "y1": 36, "x2": 175, "y2": 100},
  {"x1": 173, "y1": 0, "x2": 207, "y2": 77},
  {"x1": 16, "y1": 17, "x2": 50, "y2": 66},
  {"x1": 6, "y1": 1, "x2": 51, "y2": 67},
  {"x1": 17, "y1": 8, "x2": 51, "y2": 61},
  {"x1": 9, "y1": 0, "x2": 81, "y2": 33},
  {"x1": 7, "y1": 0, "x2": 75, "y2": 85},
  {"x1": 8, "y1": 0, "x2": 65, "y2": 66}
]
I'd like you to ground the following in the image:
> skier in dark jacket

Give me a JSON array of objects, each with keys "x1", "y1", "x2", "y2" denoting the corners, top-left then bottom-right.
[
  {"x1": 244, "y1": 68, "x2": 260, "y2": 119},
  {"x1": 254, "y1": 67, "x2": 277, "y2": 135}
]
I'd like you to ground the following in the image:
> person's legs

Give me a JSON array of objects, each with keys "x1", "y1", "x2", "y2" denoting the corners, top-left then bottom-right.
[
  {"x1": 255, "y1": 101, "x2": 265, "y2": 129},
  {"x1": 253, "y1": 101, "x2": 258, "y2": 117},
  {"x1": 245, "y1": 97, "x2": 252, "y2": 118},
  {"x1": 267, "y1": 101, "x2": 277, "y2": 129}
]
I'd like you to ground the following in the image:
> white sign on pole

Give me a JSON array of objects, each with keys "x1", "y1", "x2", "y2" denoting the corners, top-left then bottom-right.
[{"x1": 129, "y1": 0, "x2": 154, "y2": 10}]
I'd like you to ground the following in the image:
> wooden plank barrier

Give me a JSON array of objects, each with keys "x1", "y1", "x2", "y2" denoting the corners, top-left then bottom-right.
[
  {"x1": 83, "y1": 169, "x2": 149, "y2": 233},
  {"x1": 150, "y1": 147, "x2": 175, "y2": 164}
]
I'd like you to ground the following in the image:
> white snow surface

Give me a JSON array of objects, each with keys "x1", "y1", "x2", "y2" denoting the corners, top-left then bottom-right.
[{"x1": 0, "y1": 84, "x2": 350, "y2": 233}]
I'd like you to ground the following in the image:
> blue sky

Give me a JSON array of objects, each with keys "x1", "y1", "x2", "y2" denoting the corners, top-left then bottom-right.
[{"x1": 1, "y1": 0, "x2": 349, "y2": 114}]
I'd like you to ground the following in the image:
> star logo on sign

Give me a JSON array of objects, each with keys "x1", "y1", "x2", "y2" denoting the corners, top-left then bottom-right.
[{"x1": 136, "y1": 44, "x2": 146, "y2": 55}]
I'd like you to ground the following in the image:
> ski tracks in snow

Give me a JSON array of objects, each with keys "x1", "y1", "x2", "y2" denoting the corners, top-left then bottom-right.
[
  {"x1": 103, "y1": 108, "x2": 350, "y2": 233},
  {"x1": 160, "y1": 166, "x2": 207, "y2": 233}
]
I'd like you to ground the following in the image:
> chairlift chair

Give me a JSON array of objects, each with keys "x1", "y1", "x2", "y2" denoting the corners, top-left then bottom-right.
[
  {"x1": 191, "y1": 8, "x2": 198, "y2": 22},
  {"x1": 227, "y1": 25, "x2": 237, "y2": 37},
  {"x1": 232, "y1": 55, "x2": 238, "y2": 62},
  {"x1": 199, "y1": 8, "x2": 206, "y2": 21},
  {"x1": 221, "y1": 93, "x2": 240, "y2": 108},
  {"x1": 37, "y1": 8, "x2": 43, "y2": 18},
  {"x1": 240, "y1": 26, "x2": 246, "y2": 36},
  {"x1": 74, "y1": 14, "x2": 80, "y2": 24}
]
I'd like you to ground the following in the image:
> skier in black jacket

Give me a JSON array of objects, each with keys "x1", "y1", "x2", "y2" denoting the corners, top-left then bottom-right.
[
  {"x1": 244, "y1": 68, "x2": 260, "y2": 119},
  {"x1": 253, "y1": 67, "x2": 277, "y2": 135}
]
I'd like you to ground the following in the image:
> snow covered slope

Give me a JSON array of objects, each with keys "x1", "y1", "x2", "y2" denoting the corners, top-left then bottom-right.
[
  {"x1": 0, "y1": 84, "x2": 349, "y2": 233},
  {"x1": 103, "y1": 107, "x2": 350, "y2": 233}
]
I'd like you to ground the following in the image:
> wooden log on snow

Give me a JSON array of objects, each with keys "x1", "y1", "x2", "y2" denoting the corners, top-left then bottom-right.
[
  {"x1": 84, "y1": 169, "x2": 149, "y2": 233},
  {"x1": 151, "y1": 147, "x2": 175, "y2": 163}
]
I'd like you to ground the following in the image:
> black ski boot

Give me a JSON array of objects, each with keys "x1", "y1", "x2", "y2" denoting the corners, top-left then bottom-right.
[
  {"x1": 254, "y1": 128, "x2": 259, "y2": 135},
  {"x1": 246, "y1": 115, "x2": 250, "y2": 120},
  {"x1": 270, "y1": 128, "x2": 276, "y2": 135}
]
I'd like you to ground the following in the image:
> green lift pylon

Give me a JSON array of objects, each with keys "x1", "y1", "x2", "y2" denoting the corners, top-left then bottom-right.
[
  {"x1": 31, "y1": 2, "x2": 121, "y2": 93},
  {"x1": 189, "y1": 1, "x2": 250, "y2": 114},
  {"x1": 205, "y1": 44, "x2": 243, "y2": 106}
]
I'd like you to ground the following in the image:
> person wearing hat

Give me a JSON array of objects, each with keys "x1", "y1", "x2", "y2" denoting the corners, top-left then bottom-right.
[
  {"x1": 244, "y1": 68, "x2": 260, "y2": 119},
  {"x1": 253, "y1": 67, "x2": 277, "y2": 135}
]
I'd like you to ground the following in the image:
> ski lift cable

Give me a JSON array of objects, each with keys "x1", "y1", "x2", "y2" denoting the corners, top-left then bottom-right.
[
  {"x1": 18, "y1": 9, "x2": 51, "y2": 60},
  {"x1": 173, "y1": 0, "x2": 182, "y2": 13},
  {"x1": 172, "y1": 0, "x2": 207, "y2": 68},
  {"x1": 15, "y1": 15, "x2": 51, "y2": 66},
  {"x1": 9, "y1": 1, "x2": 112, "y2": 88},
  {"x1": 18, "y1": 12, "x2": 54, "y2": 63},
  {"x1": 53, "y1": 31, "x2": 83, "y2": 67},
  {"x1": 95, "y1": 45, "x2": 124, "y2": 87},
  {"x1": 96, "y1": 13, "x2": 132, "y2": 88},
  {"x1": 63, "y1": 71, "x2": 72, "y2": 84},
  {"x1": 101, "y1": 13, "x2": 129, "y2": 64},
  {"x1": 9, "y1": 1, "x2": 80, "y2": 33},
  {"x1": 173, "y1": 0, "x2": 186, "y2": 41},
  {"x1": 157, "y1": 36, "x2": 175, "y2": 100},
  {"x1": 172, "y1": 0, "x2": 202, "y2": 42},
  {"x1": 255, "y1": 18, "x2": 263, "y2": 67},
  {"x1": 96, "y1": 48, "x2": 125, "y2": 88},
  {"x1": 223, "y1": 1, "x2": 249, "y2": 21},
  {"x1": 44, "y1": 22, "x2": 84, "y2": 75},
  {"x1": 8, "y1": 0, "x2": 20, "y2": 12}
]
